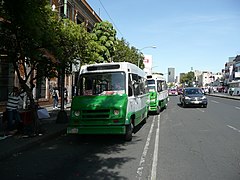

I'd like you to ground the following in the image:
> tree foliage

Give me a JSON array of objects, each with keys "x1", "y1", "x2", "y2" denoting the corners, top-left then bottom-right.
[
  {"x1": 0, "y1": 0, "x2": 58, "y2": 105},
  {"x1": 0, "y1": 0, "x2": 91, "y2": 98},
  {"x1": 112, "y1": 38, "x2": 144, "y2": 67},
  {"x1": 180, "y1": 71, "x2": 195, "y2": 86},
  {"x1": 49, "y1": 18, "x2": 91, "y2": 74},
  {"x1": 90, "y1": 21, "x2": 117, "y2": 63}
]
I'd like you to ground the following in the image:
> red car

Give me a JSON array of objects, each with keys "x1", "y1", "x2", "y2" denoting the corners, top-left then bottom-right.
[{"x1": 168, "y1": 88, "x2": 178, "y2": 96}]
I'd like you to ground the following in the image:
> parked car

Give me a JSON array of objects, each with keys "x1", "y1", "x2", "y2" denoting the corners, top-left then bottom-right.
[
  {"x1": 168, "y1": 88, "x2": 178, "y2": 96},
  {"x1": 179, "y1": 87, "x2": 208, "y2": 108}
]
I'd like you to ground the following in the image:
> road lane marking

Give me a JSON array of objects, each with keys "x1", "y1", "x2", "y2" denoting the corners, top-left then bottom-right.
[
  {"x1": 211, "y1": 100, "x2": 219, "y2": 103},
  {"x1": 197, "y1": 108, "x2": 205, "y2": 112},
  {"x1": 235, "y1": 107, "x2": 240, "y2": 110},
  {"x1": 151, "y1": 114, "x2": 160, "y2": 180},
  {"x1": 227, "y1": 125, "x2": 240, "y2": 133},
  {"x1": 136, "y1": 116, "x2": 155, "y2": 179}
]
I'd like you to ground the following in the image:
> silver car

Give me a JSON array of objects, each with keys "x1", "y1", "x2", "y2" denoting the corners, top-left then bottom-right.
[{"x1": 180, "y1": 87, "x2": 208, "y2": 108}]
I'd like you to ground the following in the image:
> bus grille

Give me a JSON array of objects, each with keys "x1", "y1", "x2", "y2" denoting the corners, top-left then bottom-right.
[{"x1": 82, "y1": 109, "x2": 110, "y2": 119}]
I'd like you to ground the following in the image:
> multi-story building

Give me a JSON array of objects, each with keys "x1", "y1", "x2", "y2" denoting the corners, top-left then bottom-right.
[
  {"x1": 196, "y1": 71, "x2": 223, "y2": 88},
  {"x1": 168, "y1": 67, "x2": 175, "y2": 83},
  {"x1": 233, "y1": 55, "x2": 240, "y2": 80},
  {"x1": 223, "y1": 57, "x2": 235, "y2": 85}
]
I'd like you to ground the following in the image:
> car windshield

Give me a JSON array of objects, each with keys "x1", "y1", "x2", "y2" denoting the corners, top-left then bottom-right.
[{"x1": 185, "y1": 88, "x2": 203, "y2": 95}]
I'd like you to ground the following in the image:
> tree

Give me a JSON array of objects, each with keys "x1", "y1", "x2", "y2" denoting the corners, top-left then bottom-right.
[
  {"x1": 0, "y1": 0, "x2": 85, "y2": 130},
  {"x1": 180, "y1": 71, "x2": 195, "y2": 86},
  {"x1": 112, "y1": 38, "x2": 144, "y2": 67},
  {"x1": 90, "y1": 21, "x2": 117, "y2": 63},
  {"x1": 0, "y1": 0, "x2": 59, "y2": 98}
]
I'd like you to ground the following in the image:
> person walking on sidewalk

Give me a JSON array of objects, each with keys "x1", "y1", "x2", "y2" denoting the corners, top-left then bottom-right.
[
  {"x1": 6, "y1": 86, "x2": 22, "y2": 134},
  {"x1": 52, "y1": 87, "x2": 59, "y2": 109},
  {"x1": 64, "y1": 88, "x2": 68, "y2": 106}
]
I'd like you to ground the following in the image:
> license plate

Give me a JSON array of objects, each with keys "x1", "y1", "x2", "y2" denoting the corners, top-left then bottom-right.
[
  {"x1": 192, "y1": 101, "x2": 200, "y2": 104},
  {"x1": 69, "y1": 128, "x2": 78, "y2": 134}
]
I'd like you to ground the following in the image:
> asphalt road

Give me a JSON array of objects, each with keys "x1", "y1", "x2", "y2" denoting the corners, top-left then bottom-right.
[{"x1": 0, "y1": 96, "x2": 239, "y2": 180}]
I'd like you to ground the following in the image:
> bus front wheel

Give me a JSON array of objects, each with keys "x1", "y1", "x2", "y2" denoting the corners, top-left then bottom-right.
[
  {"x1": 125, "y1": 123, "x2": 133, "y2": 141},
  {"x1": 156, "y1": 105, "x2": 160, "y2": 114}
]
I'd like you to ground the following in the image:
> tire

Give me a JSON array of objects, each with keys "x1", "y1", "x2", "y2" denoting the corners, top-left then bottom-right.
[
  {"x1": 124, "y1": 123, "x2": 133, "y2": 141},
  {"x1": 156, "y1": 105, "x2": 160, "y2": 115},
  {"x1": 203, "y1": 105, "x2": 207, "y2": 108},
  {"x1": 182, "y1": 102, "x2": 186, "y2": 108}
]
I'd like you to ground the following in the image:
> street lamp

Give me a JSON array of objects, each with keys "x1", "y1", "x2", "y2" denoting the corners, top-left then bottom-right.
[{"x1": 138, "y1": 46, "x2": 157, "y2": 67}]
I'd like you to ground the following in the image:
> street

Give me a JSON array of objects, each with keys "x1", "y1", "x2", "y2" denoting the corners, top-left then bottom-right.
[{"x1": 0, "y1": 96, "x2": 239, "y2": 180}]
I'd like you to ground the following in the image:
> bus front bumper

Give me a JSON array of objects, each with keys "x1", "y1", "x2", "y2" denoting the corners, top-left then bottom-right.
[{"x1": 67, "y1": 125, "x2": 126, "y2": 135}]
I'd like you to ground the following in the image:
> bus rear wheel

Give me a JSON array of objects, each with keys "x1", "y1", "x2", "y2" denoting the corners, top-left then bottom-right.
[{"x1": 124, "y1": 123, "x2": 133, "y2": 141}]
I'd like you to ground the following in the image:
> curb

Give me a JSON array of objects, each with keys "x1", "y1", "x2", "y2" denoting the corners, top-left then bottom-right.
[{"x1": 207, "y1": 93, "x2": 240, "y2": 100}]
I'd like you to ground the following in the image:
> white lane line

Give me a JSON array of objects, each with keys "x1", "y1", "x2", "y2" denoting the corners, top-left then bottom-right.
[
  {"x1": 211, "y1": 100, "x2": 219, "y2": 103},
  {"x1": 136, "y1": 116, "x2": 155, "y2": 179},
  {"x1": 150, "y1": 114, "x2": 160, "y2": 180},
  {"x1": 197, "y1": 108, "x2": 205, "y2": 112},
  {"x1": 235, "y1": 107, "x2": 240, "y2": 110},
  {"x1": 227, "y1": 125, "x2": 240, "y2": 133}
]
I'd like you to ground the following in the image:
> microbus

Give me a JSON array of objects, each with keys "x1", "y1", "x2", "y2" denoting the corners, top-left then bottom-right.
[
  {"x1": 146, "y1": 73, "x2": 169, "y2": 114},
  {"x1": 67, "y1": 62, "x2": 149, "y2": 141}
]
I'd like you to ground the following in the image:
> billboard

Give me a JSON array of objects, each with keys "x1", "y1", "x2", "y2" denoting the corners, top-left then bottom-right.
[{"x1": 143, "y1": 54, "x2": 153, "y2": 74}]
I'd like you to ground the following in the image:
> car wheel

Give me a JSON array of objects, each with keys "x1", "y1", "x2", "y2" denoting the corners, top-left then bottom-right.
[
  {"x1": 203, "y1": 105, "x2": 207, "y2": 108},
  {"x1": 182, "y1": 102, "x2": 186, "y2": 108}
]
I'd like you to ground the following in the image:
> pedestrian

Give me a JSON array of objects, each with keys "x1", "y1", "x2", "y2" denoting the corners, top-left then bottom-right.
[
  {"x1": 52, "y1": 87, "x2": 59, "y2": 109},
  {"x1": 6, "y1": 86, "x2": 22, "y2": 134},
  {"x1": 64, "y1": 88, "x2": 68, "y2": 106}
]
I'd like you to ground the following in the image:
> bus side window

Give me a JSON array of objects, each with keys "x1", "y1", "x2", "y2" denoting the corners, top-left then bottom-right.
[
  {"x1": 139, "y1": 77, "x2": 147, "y2": 94},
  {"x1": 128, "y1": 86, "x2": 133, "y2": 96},
  {"x1": 128, "y1": 74, "x2": 133, "y2": 96},
  {"x1": 157, "y1": 80, "x2": 162, "y2": 92},
  {"x1": 132, "y1": 74, "x2": 140, "y2": 96}
]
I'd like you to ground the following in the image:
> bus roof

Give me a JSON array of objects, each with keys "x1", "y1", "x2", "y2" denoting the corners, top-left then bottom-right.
[
  {"x1": 80, "y1": 62, "x2": 146, "y2": 77},
  {"x1": 228, "y1": 80, "x2": 240, "y2": 84},
  {"x1": 147, "y1": 73, "x2": 166, "y2": 81}
]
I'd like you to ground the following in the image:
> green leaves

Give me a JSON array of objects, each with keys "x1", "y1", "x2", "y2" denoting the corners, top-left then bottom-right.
[
  {"x1": 90, "y1": 21, "x2": 117, "y2": 62},
  {"x1": 180, "y1": 71, "x2": 195, "y2": 86}
]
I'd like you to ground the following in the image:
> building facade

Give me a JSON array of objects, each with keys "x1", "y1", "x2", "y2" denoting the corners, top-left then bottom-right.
[{"x1": 168, "y1": 67, "x2": 175, "y2": 83}]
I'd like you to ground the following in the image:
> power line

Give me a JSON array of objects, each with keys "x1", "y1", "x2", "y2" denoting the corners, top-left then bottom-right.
[{"x1": 98, "y1": 0, "x2": 124, "y2": 37}]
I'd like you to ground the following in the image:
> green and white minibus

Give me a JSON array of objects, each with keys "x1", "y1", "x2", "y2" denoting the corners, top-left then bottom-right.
[
  {"x1": 147, "y1": 73, "x2": 169, "y2": 114},
  {"x1": 67, "y1": 62, "x2": 149, "y2": 141}
]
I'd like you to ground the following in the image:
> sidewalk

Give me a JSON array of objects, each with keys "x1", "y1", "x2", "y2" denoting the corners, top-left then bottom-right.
[
  {"x1": 0, "y1": 105, "x2": 70, "y2": 161},
  {"x1": 207, "y1": 92, "x2": 240, "y2": 100}
]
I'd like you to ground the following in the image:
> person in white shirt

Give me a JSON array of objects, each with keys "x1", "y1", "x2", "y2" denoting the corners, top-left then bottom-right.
[
  {"x1": 6, "y1": 86, "x2": 22, "y2": 132},
  {"x1": 52, "y1": 87, "x2": 59, "y2": 109}
]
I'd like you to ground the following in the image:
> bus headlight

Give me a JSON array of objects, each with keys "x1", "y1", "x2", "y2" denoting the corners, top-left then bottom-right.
[
  {"x1": 150, "y1": 99, "x2": 156, "y2": 102},
  {"x1": 113, "y1": 109, "x2": 120, "y2": 115},
  {"x1": 74, "y1": 111, "x2": 80, "y2": 117}
]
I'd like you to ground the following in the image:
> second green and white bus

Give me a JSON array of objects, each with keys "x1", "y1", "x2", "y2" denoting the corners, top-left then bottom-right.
[
  {"x1": 67, "y1": 62, "x2": 149, "y2": 141},
  {"x1": 147, "y1": 73, "x2": 169, "y2": 114}
]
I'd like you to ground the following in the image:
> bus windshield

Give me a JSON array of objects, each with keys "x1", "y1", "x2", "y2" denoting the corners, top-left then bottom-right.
[
  {"x1": 79, "y1": 72, "x2": 126, "y2": 96},
  {"x1": 147, "y1": 80, "x2": 156, "y2": 92}
]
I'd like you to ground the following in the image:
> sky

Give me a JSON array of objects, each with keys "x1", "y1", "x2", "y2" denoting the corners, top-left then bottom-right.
[{"x1": 87, "y1": 0, "x2": 240, "y2": 76}]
